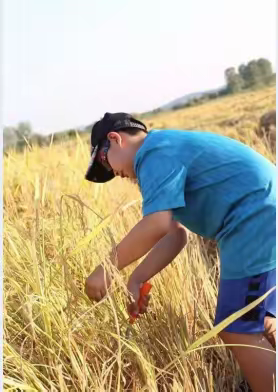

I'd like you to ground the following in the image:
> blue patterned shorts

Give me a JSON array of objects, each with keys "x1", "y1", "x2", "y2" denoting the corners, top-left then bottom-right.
[{"x1": 214, "y1": 269, "x2": 276, "y2": 333}]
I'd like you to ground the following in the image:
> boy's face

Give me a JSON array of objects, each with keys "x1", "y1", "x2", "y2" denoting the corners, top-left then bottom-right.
[{"x1": 104, "y1": 131, "x2": 137, "y2": 179}]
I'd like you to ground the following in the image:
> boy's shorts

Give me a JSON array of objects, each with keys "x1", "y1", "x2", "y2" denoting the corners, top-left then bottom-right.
[{"x1": 214, "y1": 269, "x2": 276, "y2": 333}]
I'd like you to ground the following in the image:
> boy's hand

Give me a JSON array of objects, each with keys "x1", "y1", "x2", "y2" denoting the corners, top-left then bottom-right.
[
  {"x1": 127, "y1": 278, "x2": 150, "y2": 317},
  {"x1": 85, "y1": 265, "x2": 111, "y2": 303}
]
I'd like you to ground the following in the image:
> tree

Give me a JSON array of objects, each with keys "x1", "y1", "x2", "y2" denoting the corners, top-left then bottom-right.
[
  {"x1": 238, "y1": 64, "x2": 248, "y2": 86},
  {"x1": 257, "y1": 58, "x2": 272, "y2": 78},
  {"x1": 225, "y1": 67, "x2": 236, "y2": 81},
  {"x1": 240, "y1": 60, "x2": 263, "y2": 88},
  {"x1": 238, "y1": 59, "x2": 274, "y2": 88},
  {"x1": 3, "y1": 121, "x2": 33, "y2": 150},
  {"x1": 225, "y1": 67, "x2": 244, "y2": 93},
  {"x1": 3, "y1": 127, "x2": 18, "y2": 149},
  {"x1": 15, "y1": 121, "x2": 32, "y2": 141}
]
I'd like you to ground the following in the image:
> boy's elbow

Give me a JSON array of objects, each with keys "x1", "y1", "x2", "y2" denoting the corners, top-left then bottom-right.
[
  {"x1": 146, "y1": 210, "x2": 173, "y2": 236},
  {"x1": 170, "y1": 221, "x2": 188, "y2": 246},
  {"x1": 145, "y1": 211, "x2": 188, "y2": 245}
]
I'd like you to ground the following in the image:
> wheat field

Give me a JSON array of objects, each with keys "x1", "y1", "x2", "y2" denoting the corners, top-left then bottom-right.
[{"x1": 3, "y1": 86, "x2": 276, "y2": 391}]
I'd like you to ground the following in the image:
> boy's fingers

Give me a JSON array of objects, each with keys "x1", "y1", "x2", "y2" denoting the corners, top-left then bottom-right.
[
  {"x1": 140, "y1": 295, "x2": 151, "y2": 306},
  {"x1": 127, "y1": 289, "x2": 150, "y2": 317},
  {"x1": 139, "y1": 305, "x2": 147, "y2": 314},
  {"x1": 94, "y1": 291, "x2": 103, "y2": 302},
  {"x1": 128, "y1": 301, "x2": 139, "y2": 316},
  {"x1": 138, "y1": 295, "x2": 151, "y2": 313},
  {"x1": 145, "y1": 295, "x2": 151, "y2": 303}
]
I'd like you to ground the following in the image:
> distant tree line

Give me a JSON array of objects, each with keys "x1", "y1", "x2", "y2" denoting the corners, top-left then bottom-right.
[
  {"x1": 3, "y1": 121, "x2": 87, "y2": 152},
  {"x1": 225, "y1": 58, "x2": 275, "y2": 94},
  {"x1": 3, "y1": 121, "x2": 32, "y2": 150},
  {"x1": 177, "y1": 58, "x2": 275, "y2": 110},
  {"x1": 142, "y1": 58, "x2": 275, "y2": 114},
  {"x1": 172, "y1": 89, "x2": 228, "y2": 111}
]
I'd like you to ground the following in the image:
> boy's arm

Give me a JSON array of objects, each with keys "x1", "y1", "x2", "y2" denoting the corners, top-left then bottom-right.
[
  {"x1": 128, "y1": 220, "x2": 187, "y2": 284},
  {"x1": 111, "y1": 210, "x2": 174, "y2": 270},
  {"x1": 85, "y1": 210, "x2": 175, "y2": 302},
  {"x1": 128, "y1": 220, "x2": 187, "y2": 285},
  {"x1": 127, "y1": 221, "x2": 187, "y2": 312}
]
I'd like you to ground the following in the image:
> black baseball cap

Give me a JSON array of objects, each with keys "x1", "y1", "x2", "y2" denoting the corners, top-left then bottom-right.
[{"x1": 85, "y1": 112, "x2": 147, "y2": 183}]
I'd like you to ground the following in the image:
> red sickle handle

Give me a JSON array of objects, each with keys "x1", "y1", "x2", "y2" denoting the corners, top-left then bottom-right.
[{"x1": 129, "y1": 282, "x2": 152, "y2": 324}]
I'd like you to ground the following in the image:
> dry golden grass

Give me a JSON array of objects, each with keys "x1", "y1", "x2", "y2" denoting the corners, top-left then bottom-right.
[
  {"x1": 3, "y1": 86, "x2": 276, "y2": 391},
  {"x1": 142, "y1": 86, "x2": 276, "y2": 159}
]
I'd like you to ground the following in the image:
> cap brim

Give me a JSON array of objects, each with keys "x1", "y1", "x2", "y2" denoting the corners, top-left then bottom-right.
[
  {"x1": 85, "y1": 147, "x2": 115, "y2": 183},
  {"x1": 85, "y1": 160, "x2": 115, "y2": 183}
]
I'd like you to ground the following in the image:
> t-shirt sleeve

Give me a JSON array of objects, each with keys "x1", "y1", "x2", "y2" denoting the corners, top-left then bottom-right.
[{"x1": 137, "y1": 151, "x2": 187, "y2": 216}]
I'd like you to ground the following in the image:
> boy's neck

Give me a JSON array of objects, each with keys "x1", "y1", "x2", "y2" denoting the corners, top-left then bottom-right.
[{"x1": 131, "y1": 132, "x2": 148, "y2": 155}]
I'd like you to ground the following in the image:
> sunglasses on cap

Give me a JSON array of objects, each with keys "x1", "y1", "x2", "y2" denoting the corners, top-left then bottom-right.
[{"x1": 97, "y1": 139, "x2": 113, "y2": 172}]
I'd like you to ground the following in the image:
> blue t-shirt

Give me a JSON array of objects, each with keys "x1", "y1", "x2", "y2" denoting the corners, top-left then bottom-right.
[{"x1": 134, "y1": 130, "x2": 276, "y2": 279}]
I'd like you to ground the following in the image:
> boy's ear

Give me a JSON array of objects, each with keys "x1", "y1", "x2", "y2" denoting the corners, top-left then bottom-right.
[{"x1": 107, "y1": 132, "x2": 123, "y2": 146}]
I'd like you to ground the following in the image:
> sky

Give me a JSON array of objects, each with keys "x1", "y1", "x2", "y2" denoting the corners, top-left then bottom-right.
[{"x1": 2, "y1": 0, "x2": 277, "y2": 135}]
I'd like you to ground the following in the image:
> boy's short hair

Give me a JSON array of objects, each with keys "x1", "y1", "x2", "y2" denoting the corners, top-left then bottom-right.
[{"x1": 85, "y1": 112, "x2": 147, "y2": 183}]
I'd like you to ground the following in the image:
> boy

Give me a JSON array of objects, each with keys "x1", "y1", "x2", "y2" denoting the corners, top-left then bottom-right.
[{"x1": 84, "y1": 112, "x2": 276, "y2": 392}]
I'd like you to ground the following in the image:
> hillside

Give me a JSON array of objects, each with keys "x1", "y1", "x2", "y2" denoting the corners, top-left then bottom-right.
[
  {"x1": 157, "y1": 86, "x2": 225, "y2": 111},
  {"x1": 140, "y1": 85, "x2": 276, "y2": 160}
]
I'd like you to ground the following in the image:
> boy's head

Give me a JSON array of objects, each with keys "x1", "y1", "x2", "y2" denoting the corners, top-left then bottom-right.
[{"x1": 85, "y1": 112, "x2": 147, "y2": 183}]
